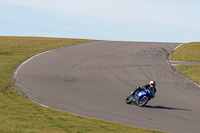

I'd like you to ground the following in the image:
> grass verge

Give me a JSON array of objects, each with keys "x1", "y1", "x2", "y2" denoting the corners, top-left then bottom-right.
[
  {"x1": 169, "y1": 42, "x2": 200, "y2": 62},
  {"x1": 0, "y1": 36, "x2": 163, "y2": 133},
  {"x1": 169, "y1": 42, "x2": 200, "y2": 85},
  {"x1": 172, "y1": 65, "x2": 200, "y2": 85}
]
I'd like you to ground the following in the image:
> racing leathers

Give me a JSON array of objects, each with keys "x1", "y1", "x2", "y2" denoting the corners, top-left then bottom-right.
[{"x1": 131, "y1": 84, "x2": 156, "y2": 97}]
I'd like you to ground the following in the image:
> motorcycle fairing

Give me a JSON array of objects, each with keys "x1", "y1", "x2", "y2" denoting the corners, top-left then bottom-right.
[
  {"x1": 137, "y1": 89, "x2": 148, "y2": 102},
  {"x1": 137, "y1": 89, "x2": 155, "y2": 102}
]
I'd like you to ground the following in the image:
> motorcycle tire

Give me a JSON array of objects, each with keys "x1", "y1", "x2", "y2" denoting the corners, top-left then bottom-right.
[
  {"x1": 126, "y1": 95, "x2": 133, "y2": 104},
  {"x1": 136, "y1": 95, "x2": 149, "y2": 107}
]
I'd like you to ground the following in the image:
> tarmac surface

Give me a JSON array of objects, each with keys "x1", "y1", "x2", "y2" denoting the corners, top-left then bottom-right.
[{"x1": 15, "y1": 41, "x2": 200, "y2": 133}]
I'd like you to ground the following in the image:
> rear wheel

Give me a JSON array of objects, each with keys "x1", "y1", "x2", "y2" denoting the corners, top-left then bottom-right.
[
  {"x1": 126, "y1": 95, "x2": 133, "y2": 104},
  {"x1": 136, "y1": 95, "x2": 149, "y2": 107}
]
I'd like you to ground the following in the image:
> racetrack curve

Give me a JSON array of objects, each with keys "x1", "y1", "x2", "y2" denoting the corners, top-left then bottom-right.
[{"x1": 15, "y1": 41, "x2": 200, "y2": 133}]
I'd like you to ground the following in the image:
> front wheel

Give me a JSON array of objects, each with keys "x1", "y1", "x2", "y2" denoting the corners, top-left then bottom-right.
[
  {"x1": 126, "y1": 95, "x2": 133, "y2": 104},
  {"x1": 136, "y1": 95, "x2": 149, "y2": 107}
]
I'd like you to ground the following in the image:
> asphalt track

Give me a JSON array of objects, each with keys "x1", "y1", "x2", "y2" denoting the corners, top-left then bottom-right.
[{"x1": 15, "y1": 41, "x2": 200, "y2": 133}]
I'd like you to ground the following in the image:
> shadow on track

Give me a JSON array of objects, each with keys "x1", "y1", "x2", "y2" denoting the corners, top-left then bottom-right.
[{"x1": 145, "y1": 105, "x2": 191, "y2": 111}]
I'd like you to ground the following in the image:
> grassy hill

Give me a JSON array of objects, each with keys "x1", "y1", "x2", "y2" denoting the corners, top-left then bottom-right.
[
  {"x1": 169, "y1": 42, "x2": 200, "y2": 85},
  {"x1": 0, "y1": 36, "x2": 163, "y2": 133}
]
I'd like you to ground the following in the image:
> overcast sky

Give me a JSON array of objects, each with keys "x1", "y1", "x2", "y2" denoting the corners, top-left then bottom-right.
[{"x1": 1, "y1": 0, "x2": 200, "y2": 42}]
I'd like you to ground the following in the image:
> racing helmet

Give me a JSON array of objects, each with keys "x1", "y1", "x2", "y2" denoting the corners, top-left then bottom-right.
[{"x1": 149, "y1": 81, "x2": 156, "y2": 87}]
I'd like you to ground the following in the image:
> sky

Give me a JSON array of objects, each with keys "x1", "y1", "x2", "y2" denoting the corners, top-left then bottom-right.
[{"x1": 0, "y1": 0, "x2": 200, "y2": 43}]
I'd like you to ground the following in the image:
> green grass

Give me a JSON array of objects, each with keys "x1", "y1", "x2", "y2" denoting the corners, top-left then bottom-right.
[
  {"x1": 173, "y1": 65, "x2": 200, "y2": 85},
  {"x1": 169, "y1": 42, "x2": 200, "y2": 85},
  {"x1": 169, "y1": 42, "x2": 200, "y2": 62},
  {"x1": 0, "y1": 36, "x2": 163, "y2": 133}
]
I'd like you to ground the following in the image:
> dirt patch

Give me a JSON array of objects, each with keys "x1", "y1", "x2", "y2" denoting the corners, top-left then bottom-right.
[{"x1": 3, "y1": 82, "x2": 17, "y2": 91}]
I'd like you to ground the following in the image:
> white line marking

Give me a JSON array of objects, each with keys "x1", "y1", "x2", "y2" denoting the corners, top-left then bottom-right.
[
  {"x1": 14, "y1": 49, "x2": 56, "y2": 109},
  {"x1": 168, "y1": 43, "x2": 200, "y2": 88},
  {"x1": 173, "y1": 43, "x2": 184, "y2": 51}
]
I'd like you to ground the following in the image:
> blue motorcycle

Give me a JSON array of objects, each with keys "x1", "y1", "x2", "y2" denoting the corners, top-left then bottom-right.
[{"x1": 126, "y1": 87, "x2": 155, "y2": 107}]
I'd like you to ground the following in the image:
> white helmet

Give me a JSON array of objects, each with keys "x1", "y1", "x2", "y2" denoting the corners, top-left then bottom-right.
[{"x1": 149, "y1": 81, "x2": 156, "y2": 87}]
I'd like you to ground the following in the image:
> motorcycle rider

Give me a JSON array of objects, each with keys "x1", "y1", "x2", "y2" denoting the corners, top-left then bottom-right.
[{"x1": 131, "y1": 81, "x2": 156, "y2": 99}]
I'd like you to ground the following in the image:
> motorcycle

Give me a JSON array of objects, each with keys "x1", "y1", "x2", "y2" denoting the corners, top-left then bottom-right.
[{"x1": 126, "y1": 87, "x2": 155, "y2": 107}]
